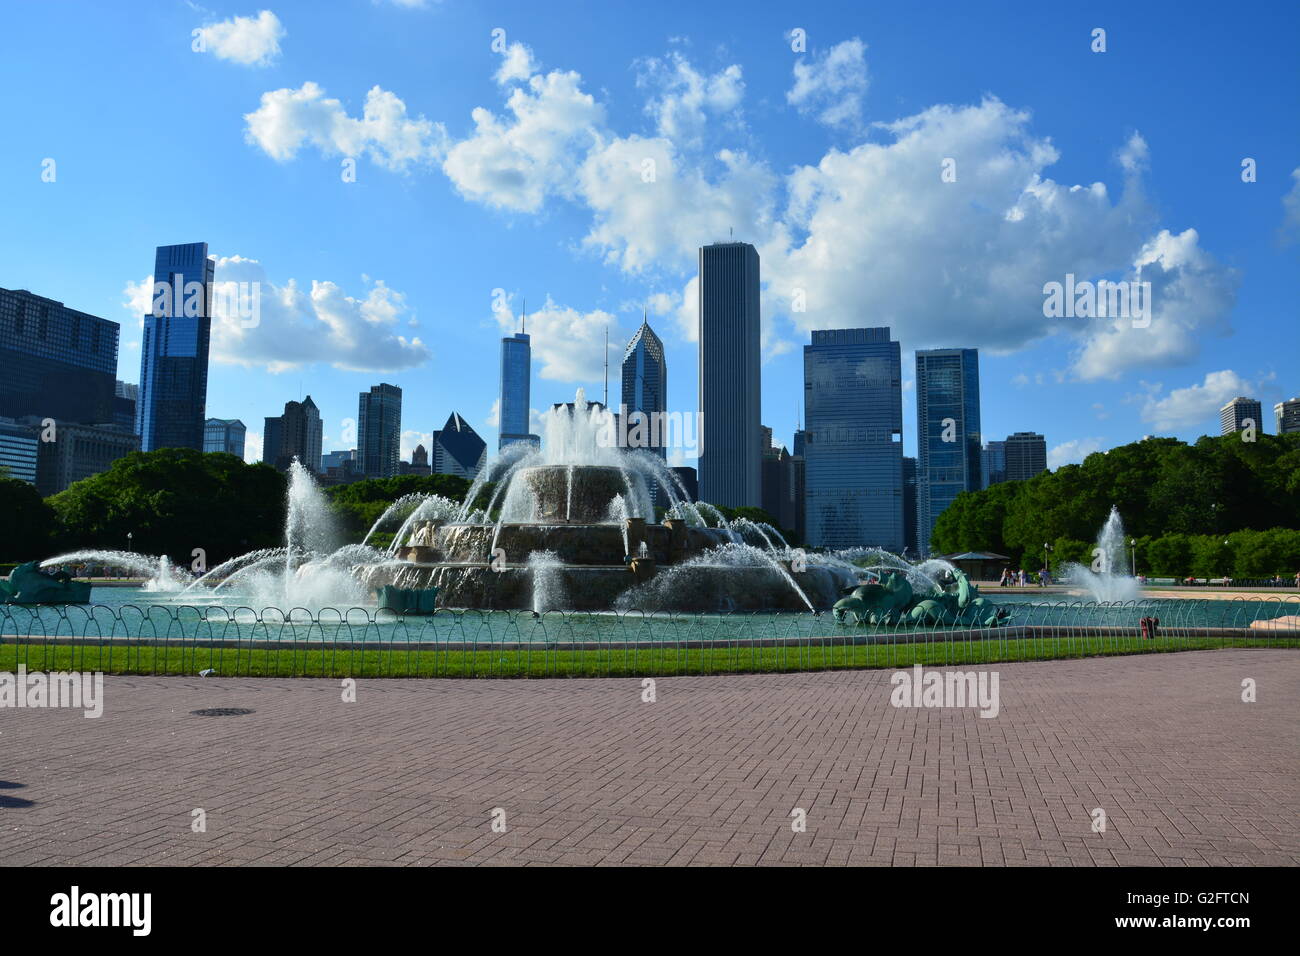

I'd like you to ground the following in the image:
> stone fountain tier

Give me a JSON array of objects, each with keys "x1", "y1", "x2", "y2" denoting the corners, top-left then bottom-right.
[
  {"x1": 514, "y1": 464, "x2": 646, "y2": 523},
  {"x1": 396, "y1": 521, "x2": 735, "y2": 566},
  {"x1": 358, "y1": 561, "x2": 840, "y2": 612}
]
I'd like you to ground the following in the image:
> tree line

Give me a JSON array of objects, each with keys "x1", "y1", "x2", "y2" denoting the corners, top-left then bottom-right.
[{"x1": 930, "y1": 432, "x2": 1300, "y2": 576}]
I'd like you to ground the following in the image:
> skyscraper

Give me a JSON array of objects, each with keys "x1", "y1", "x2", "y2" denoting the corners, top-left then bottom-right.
[
  {"x1": 0, "y1": 287, "x2": 118, "y2": 425},
  {"x1": 621, "y1": 317, "x2": 667, "y2": 458},
  {"x1": 901, "y1": 456, "x2": 918, "y2": 558},
  {"x1": 432, "y1": 411, "x2": 486, "y2": 479},
  {"x1": 916, "y1": 348, "x2": 981, "y2": 556},
  {"x1": 1276, "y1": 397, "x2": 1300, "y2": 435},
  {"x1": 1220, "y1": 397, "x2": 1263, "y2": 435},
  {"x1": 263, "y1": 398, "x2": 321, "y2": 473},
  {"x1": 803, "y1": 328, "x2": 904, "y2": 551},
  {"x1": 204, "y1": 418, "x2": 247, "y2": 458},
  {"x1": 357, "y1": 384, "x2": 402, "y2": 479},
  {"x1": 981, "y1": 440, "x2": 1006, "y2": 488},
  {"x1": 698, "y1": 241, "x2": 761, "y2": 508},
  {"x1": 1003, "y1": 431, "x2": 1047, "y2": 481},
  {"x1": 137, "y1": 242, "x2": 214, "y2": 451},
  {"x1": 499, "y1": 324, "x2": 534, "y2": 451}
]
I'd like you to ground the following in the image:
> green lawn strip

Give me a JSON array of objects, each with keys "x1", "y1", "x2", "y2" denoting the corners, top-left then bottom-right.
[{"x1": 1, "y1": 635, "x2": 1295, "y2": 679}]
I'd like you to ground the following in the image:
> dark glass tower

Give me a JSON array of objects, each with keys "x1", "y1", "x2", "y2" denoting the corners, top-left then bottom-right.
[
  {"x1": 915, "y1": 348, "x2": 981, "y2": 556},
  {"x1": 698, "y1": 241, "x2": 761, "y2": 508},
  {"x1": 803, "y1": 328, "x2": 903, "y2": 551},
  {"x1": 137, "y1": 242, "x2": 215, "y2": 451},
  {"x1": 358, "y1": 383, "x2": 402, "y2": 479},
  {"x1": 0, "y1": 287, "x2": 118, "y2": 425},
  {"x1": 621, "y1": 317, "x2": 667, "y2": 458}
]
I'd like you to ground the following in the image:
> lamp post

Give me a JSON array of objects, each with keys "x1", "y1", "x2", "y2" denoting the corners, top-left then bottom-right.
[
  {"x1": 126, "y1": 531, "x2": 133, "y2": 553},
  {"x1": 1129, "y1": 538, "x2": 1136, "y2": 577}
]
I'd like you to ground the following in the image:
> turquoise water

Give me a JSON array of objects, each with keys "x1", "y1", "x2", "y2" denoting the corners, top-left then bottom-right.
[{"x1": 2, "y1": 587, "x2": 1297, "y2": 644}]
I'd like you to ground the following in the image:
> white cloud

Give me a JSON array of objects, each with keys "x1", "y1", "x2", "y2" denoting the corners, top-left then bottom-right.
[
  {"x1": 197, "y1": 10, "x2": 284, "y2": 67},
  {"x1": 1070, "y1": 228, "x2": 1238, "y2": 380},
  {"x1": 124, "y1": 256, "x2": 430, "y2": 373},
  {"x1": 244, "y1": 82, "x2": 447, "y2": 169},
  {"x1": 244, "y1": 431, "x2": 264, "y2": 465},
  {"x1": 484, "y1": 397, "x2": 501, "y2": 428},
  {"x1": 495, "y1": 42, "x2": 536, "y2": 85},
  {"x1": 787, "y1": 38, "x2": 868, "y2": 131},
  {"x1": 240, "y1": 51, "x2": 1235, "y2": 384},
  {"x1": 490, "y1": 296, "x2": 618, "y2": 383},
  {"x1": 400, "y1": 428, "x2": 432, "y2": 461},
  {"x1": 1047, "y1": 437, "x2": 1103, "y2": 469},
  {"x1": 441, "y1": 69, "x2": 603, "y2": 212},
  {"x1": 1137, "y1": 369, "x2": 1254, "y2": 431},
  {"x1": 638, "y1": 53, "x2": 743, "y2": 146}
]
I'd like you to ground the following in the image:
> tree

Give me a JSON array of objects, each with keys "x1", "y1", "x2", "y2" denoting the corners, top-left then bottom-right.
[
  {"x1": 47, "y1": 449, "x2": 286, "y2": 564},
  {"x1": 0, "y1": 478, "x2": 57, "y2": 560}
]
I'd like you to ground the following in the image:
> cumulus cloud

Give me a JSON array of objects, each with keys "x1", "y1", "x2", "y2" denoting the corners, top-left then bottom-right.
[
  {"x1": 243, "y1": 431, "x2": 264, "y2": 465},
  {"x1": 1070, "y1": 228, "x2": 1237, "y2": 380},
  {"x1": 1137, "y1": 369, "x2": 1256, "y2": 431},
  {"x1": 126, "y1": 257, "x2": 430, "y2": 373},
  {"x1": 787, "y1": 38, "x2": 868, "y2": 130},
  {"x1": 240, "y1": 47, "x2": 1236, "y2": 387},
  {"x1": 1047, "y1": 437, "x2": 1104, "y2": 469},
  {"x1": 196, "y1": 10, "x2": 284, "y2": 67},
  {"x1": 495, "y1": 42, "x2": 536, "y2": 85},
  {"x1": 490, "y1": 296, "x2": 618, "y2": 383},
  {"x1": 638, "y1": 53, "x2": 743, "y2": 146},
  {"x1": 441, "y1": 68, "x2": 603, "y2": 212},
  {"x1": 244, "y1": 82, "x2": 446, "y2": 169}
]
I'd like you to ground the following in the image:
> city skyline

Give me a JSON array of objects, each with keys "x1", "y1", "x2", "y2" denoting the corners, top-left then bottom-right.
[{"x1": 3, "y1": 2, "x2": 1295, "y2": 472}]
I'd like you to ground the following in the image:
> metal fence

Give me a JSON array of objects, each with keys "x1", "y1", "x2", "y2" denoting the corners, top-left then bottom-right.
[{"x1": 2, "y1": 596, "x2": 1297, "y2": 679}]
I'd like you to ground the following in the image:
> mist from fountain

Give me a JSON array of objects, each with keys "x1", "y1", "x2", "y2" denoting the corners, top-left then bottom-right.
[
  {"x1": 40, "y1": 550, "x2": 189, "y2": 591},
  {"x1": 1063, "y1": 505, "x2": 1140, "y2": 602}
]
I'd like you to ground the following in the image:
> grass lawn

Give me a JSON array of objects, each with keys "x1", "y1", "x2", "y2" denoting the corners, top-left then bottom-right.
[{"x1": 2, "y1": 634, "x2": 1296, "y2": 679}]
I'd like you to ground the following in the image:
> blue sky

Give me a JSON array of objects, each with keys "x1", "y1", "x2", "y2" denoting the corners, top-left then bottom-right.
[{"x1": 2, "y1": 0, "x2": 1297, "y2": 468}]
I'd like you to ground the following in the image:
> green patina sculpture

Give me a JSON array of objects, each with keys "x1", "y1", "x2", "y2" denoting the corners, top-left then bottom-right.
[
  {"x1": 0, "y1": 562, "x2": 93, "y2": 605},
  {"x1": 833, "y1": 568, "x2": 1009, "y2": 628}
]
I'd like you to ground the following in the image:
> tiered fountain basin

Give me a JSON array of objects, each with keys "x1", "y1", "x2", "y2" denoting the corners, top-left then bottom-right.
[{"x1": 359, "y1": 463, "x2": 844, "y2": 612}]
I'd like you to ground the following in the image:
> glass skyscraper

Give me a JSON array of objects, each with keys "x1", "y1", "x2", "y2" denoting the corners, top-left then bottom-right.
[
  {"x1": 499, "y1": 330, "x2": 534, "y2": 450},
  {"x1": 0, "y1": 287, "x2": 118, "y2": 425},
  {"x1": 137, "y1": 242, "x2": 215, "y2": 451},
  {"x1": 357, "y1": 384, "x2": 402, "y2": 478},
  {"x1": 203, "y1": 418, "x2": 247, "y2": 458},
  {"x1": 621, "y1": 318, "x2": 667, "y2": 458},
  {"x1": 698, "y1": 241, "x2": 761, "y2": 508},
  {"x1": 915, "y1": 348, "x2": 981, "y2": 556},
  {"x1": 803, "y1": 328, "x2": 903, "y2": 551}
]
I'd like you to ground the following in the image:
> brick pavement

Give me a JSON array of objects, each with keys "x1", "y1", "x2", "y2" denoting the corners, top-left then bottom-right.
[{"x1": 0, "y1": 649, "x2": 1296, "y2": 866}]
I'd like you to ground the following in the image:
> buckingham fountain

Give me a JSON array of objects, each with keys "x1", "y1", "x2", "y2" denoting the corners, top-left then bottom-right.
[{"x1": 34, "y1": 389, "x2": 1001, "y2": 620}]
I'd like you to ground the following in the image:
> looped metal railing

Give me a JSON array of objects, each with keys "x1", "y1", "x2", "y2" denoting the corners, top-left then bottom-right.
[{"x1": 2, "y1": 596, "x2": 1297, "y2": 678}]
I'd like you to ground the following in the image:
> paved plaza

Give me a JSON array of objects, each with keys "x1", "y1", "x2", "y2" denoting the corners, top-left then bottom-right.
[{"x1": 1, "y1": 649, "x2": 1296, "y2": 866}]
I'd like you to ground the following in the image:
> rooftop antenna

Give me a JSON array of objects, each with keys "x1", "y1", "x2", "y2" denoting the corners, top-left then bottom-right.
[
  {"x1": 603, "y1": 323, "x2": 609, "y2": 406},
  {"x1": 521, "y1": 298, "x2": 526, "y2": 334}
]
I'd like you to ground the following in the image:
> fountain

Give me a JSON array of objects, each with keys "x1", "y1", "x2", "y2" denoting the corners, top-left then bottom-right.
[
  {"x1": 1063, "y1": 506, "x2": 1140, "y2": 602},
  {"x1": 38, "y1": 388, "x2": 997, "y2": 616}
]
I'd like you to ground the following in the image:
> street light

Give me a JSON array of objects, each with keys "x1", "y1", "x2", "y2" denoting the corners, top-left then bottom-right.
[
  {"x1": 1129, "y1": 538, "x2": 1136, "y2": 577},
  {"x1": 126, "y1": 532, "x2": 133, "y2": 553}
]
